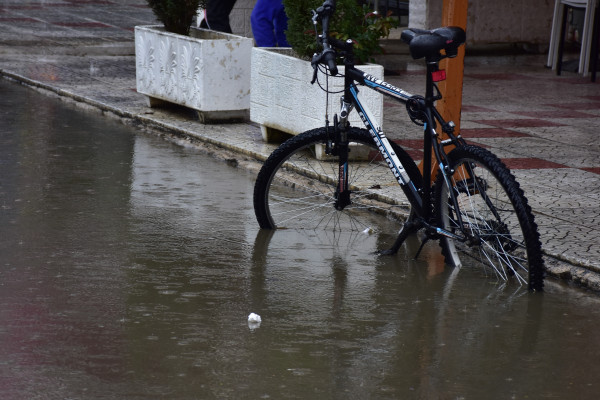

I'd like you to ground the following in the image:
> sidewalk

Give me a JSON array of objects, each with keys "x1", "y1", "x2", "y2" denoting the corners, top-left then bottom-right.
[{"x1": 1, "y1": 1, "x2": 599, "y2": 290}]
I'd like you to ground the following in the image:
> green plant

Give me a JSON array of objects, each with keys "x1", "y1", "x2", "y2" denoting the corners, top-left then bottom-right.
[
  {"x1": 146, "y1": 0, "x2": 207, "y2": 35},
  {"x1": 283, "y1": 0, "x2": 398, "y2": 63}
]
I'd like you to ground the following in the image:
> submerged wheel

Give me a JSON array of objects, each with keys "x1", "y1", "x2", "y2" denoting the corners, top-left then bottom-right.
[
  {"x1": 434, "y1": 145, "x2": 545, "y2": 291},
  {"x1": 253, "y1": 127, "x2": 423, "y2": 237}
]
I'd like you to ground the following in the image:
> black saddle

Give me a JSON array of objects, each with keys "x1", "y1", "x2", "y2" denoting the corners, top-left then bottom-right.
[{"x1": 401, "y1": 27, "x2": 466, "y2": 61}]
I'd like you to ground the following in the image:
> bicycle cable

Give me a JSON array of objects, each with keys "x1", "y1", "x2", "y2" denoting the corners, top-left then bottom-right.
[
  {"x1": 315, "y1": 64, "x2": 345, "y2": 94},
  {"x1": 325, "y1": 64, "x2": 330, "y2": 127}
]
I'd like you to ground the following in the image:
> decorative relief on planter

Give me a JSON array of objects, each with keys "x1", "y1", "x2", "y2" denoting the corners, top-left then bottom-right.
[
  {"x1": 135, "y1": 26, "x2": 253, "y2": 122},
  {"x1": 158, "y1": 36, "x2": 178, "y2": 100},
  {"x1": 135, "y1": 28, "x2": 155, "y2": 94},
  {"x1": 250, "y1": 47, "x2": 384, "y2": 140},
  {"x1": 180, "y1": 43, "x2": 202, "y2": 106}
]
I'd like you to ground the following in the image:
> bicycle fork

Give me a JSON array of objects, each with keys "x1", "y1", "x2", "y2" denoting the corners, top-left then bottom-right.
[
  {"x1": 334, "y1": 131, "x2": 351, "y2": 210},
  {"x1": 332, "y1": 101, "x2": 353, "y2": 211}
]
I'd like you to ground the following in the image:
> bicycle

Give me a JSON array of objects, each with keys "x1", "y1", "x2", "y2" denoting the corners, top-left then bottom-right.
[{"x1": 253, "y1": 0, "x2": 545, "y2": 291}]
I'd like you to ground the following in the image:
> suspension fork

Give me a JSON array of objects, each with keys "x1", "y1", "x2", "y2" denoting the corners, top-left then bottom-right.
[
  {"x1": 330, "y1": 64, "x2": 359, "y2": 211},
  {"x1": 333, "y1": 99, "x2": 353, "y2": 210}
]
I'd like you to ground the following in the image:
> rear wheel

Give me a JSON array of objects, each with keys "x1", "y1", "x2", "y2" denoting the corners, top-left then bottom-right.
[
  {"x1": 253, "y1": 127, "x2": 423, "y2": 237},
  {"x1": 434, "y1": 145, "x2": 545, "y2": 291}
]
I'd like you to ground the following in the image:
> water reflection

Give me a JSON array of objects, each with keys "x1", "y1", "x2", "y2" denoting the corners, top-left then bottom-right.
[
  {"x1": 248, "y1": 229, "x2": 548, "y2": 399},
  {"x1": 1, "y1": 79, "x2": 600, "y2": 399},
  {"x1": 1, "y1": 79, "x2": 135, "y2": 397}
]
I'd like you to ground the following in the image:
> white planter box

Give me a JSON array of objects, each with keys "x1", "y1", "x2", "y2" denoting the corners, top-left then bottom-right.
[
  {"x1": 135, "y1": 26, "x2": 253, "y2": 122},
  {"x1": 250, "y1": 47, "x2": 384, "y2": 141}
]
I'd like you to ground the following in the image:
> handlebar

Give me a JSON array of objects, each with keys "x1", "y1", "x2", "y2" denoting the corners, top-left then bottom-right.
[
  {"x1": 311, "y1": 0, "x2": 338, "y2": 81},
  {"x1": 311, "y1": 48, "x2": 337, "y2": 80}
]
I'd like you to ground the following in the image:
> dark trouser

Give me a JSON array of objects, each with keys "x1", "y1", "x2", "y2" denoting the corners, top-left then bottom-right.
[
  {"x1": 200, "y1": 0, "x2": 237, "y2": 33},
  {"x1": 251, "y1": 0, "x2": 289, "y2": 47}
]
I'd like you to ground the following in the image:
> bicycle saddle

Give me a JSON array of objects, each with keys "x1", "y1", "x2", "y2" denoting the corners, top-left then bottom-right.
[{"x1": 401, "y1": 27, "x2": 466, "y2": 61}]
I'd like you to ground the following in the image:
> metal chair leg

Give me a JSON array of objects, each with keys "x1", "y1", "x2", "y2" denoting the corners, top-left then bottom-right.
[
  {"x1": 591, "y1": 6, "x2": 599, "y2": 82},
  {"x1": 557, "y1": 4, "x2": 570, "y2": 76}
]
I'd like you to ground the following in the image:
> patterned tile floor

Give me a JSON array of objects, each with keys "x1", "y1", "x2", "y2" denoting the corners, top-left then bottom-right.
[
  {"x1": 0, "y1": 0, "x2": 599, "y2": 288},
  {"x1": 384, "y1": 68, "x2": 600, "y2": 281}
]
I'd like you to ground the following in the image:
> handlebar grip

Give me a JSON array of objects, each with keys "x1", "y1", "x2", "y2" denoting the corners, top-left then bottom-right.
[
  {"x1": 311, "y1": 1, "x2": 338, "y2": 78},
  {"x1": 327, "y1": 58, "x2": 338, "y2": 77},
  {"x1": 322, "y1": 49, "x2": 338, "y2": 76},
  {"x1": 400, "y1": 29, "x2": 416, "y2": 44},
  {"x1": 329, "y1": 37, "x2": 352, "y2": 51}
]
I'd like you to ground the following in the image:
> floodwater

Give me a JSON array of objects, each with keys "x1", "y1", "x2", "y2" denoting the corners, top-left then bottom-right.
[{"x1": 2, "y1": 78, "x2": 600, "y2": 399}]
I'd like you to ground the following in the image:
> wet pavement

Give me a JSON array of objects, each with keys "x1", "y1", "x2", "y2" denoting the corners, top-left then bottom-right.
[
  {"x1": 4, "y1": 77, "x2": 600, "y2": 399},
  {"x1": 0, "y1": 2, "x2": 599, "y2": 287}
]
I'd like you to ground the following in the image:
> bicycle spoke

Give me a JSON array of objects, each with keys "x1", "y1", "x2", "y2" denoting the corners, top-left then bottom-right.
[
  {"x1": 435, "y1": 145, "x2": 544, "y2": 290},
  {"x1": 254, "y1": 127, "x2": 421, "y2": 249}
]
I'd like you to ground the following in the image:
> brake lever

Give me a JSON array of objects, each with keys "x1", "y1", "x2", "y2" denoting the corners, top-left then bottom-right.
[{"x1": 310, "y1": 53, "x2": 319, "y2": 84}]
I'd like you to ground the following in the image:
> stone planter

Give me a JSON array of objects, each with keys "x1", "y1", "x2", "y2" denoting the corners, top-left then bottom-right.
[
  {"x1": 250, "y1": 47, "x2": 384, "y2": 142},
  {"x1": 135, "y1": 26, "x2": 253, "y2": 122}
]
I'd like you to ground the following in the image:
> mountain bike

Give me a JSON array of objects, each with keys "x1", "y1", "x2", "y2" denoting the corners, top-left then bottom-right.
[{"x1": 253, "y1": 0, "x2": 545, "y2": 291}]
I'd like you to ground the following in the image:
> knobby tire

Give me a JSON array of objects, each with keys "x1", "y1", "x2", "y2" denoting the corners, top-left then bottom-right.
[{"x1": 434, "y1": 145, "x2": 545, "y2": 291}]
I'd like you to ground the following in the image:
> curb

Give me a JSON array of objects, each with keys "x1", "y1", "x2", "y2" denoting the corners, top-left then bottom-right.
[{"x1": 2, "y1": 68, "x2": 599, "y2": 293}]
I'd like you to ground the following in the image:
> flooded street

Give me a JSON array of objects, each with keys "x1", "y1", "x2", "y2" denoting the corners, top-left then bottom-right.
[{"x1": 2, "y1": 79, "x2": 600, "y2": 399}]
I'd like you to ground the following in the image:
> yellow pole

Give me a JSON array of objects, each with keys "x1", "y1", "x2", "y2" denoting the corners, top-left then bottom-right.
[
  {"x1": 437, "y1": 0, "x2": 468, "y2": 133},
  {"x1": 419, "y1": 0, "x2": 468, "y2": 181}
]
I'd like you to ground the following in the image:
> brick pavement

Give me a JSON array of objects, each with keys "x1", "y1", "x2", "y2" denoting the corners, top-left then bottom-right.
[{"x1": 1, "y1": 0, "x2": 599, "y2": 289}]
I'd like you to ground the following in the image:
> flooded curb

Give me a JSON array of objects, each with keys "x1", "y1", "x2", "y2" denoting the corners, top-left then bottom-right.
[{"x1": 2, "y1": 69, "x2": 599, "y2": 293}]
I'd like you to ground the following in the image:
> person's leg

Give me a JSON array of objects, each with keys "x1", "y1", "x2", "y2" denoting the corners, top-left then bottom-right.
[
  {"x1": 251, "y1": 0, "x2": 276, "y2": 47},
  {"x1": 273, "y1": 1, "x2": 289, "y2": 47},
  {"x1": 202, "y1": 0, "x2": 237, "y2": 33}
]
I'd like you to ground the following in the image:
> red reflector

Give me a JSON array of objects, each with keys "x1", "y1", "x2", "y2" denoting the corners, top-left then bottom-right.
[{"x1": 432, "y1": 70, "x2": 446, "y2": 82}]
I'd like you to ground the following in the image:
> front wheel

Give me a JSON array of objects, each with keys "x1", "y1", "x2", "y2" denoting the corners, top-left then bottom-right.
[
  {"x1": 253, "y1": 127, "x2": 423, "y2": 237},
  {"x1": 434, "y1": 145, "x2": 545, "y2": 291}
]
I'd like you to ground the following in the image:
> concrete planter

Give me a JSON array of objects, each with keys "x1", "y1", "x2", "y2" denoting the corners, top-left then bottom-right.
[
  {"x1": 250, "y1": 47, "x2": 384, "y2": 141},
  {"x1": 135, "y1": 25, "x2": 253, "y2": 122}
]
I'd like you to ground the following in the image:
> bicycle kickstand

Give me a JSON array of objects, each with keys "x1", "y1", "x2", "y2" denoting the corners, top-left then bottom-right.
[{"x1": 378, "y1": 211, "x2": 423, "y2": 255}]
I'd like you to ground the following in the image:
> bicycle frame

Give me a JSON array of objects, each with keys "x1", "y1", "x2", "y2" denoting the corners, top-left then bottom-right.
[
  {"x1": 315, "y1": 45, "x2": 475, "y2": 254},
  {"x1": 263, "y1": 2, "x2": 544, "y2": 289},
  {"x1": 334, "y1": 62, "x2": 459, "y2": 227}
]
